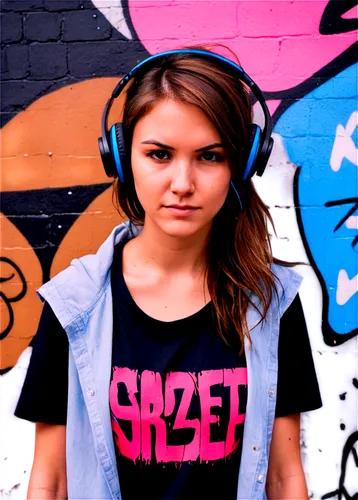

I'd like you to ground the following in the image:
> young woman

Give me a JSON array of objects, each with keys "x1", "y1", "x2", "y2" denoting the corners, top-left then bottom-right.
[{"x1": 15, "y1": 47, "x2": 322, "y2": 500}]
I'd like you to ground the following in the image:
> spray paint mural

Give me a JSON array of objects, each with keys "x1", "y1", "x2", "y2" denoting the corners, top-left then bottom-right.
[{"x1": 1, "y1": 0, "x2": 357, "y2": 497}]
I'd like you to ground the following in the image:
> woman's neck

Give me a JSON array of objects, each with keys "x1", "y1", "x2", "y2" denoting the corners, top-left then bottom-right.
[{"x1": 129, "y1": 218, "x2": 210, "y2": 276}]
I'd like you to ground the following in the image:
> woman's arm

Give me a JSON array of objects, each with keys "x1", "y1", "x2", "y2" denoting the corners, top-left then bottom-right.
[
  {"x1": 27, "y1": 423, "x2": 67, "y2": 500},
  {"x1": 266, "y1": 414, "x2": 308, "y2": 499}
]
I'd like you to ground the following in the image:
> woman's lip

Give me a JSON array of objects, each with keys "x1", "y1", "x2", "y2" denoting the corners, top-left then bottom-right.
[{"x1": 164, "y1": 206, "x2": 199, "y2": 216}]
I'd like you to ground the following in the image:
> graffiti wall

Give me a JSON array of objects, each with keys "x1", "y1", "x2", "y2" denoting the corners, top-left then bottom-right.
[{"x1": 1, "y1": 0, "x2": 357, "y2": 497}]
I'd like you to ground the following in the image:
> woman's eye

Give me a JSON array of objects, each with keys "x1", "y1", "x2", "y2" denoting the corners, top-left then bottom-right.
[
  {"x1": 200, "y1": 152, "x2": 224, "y2": 162},
  {"x1": 146, "y1": 150, "x2": 170, "y2": 161},
  {"x1": 145, "y1": 150, "x2": 224, "y2": 162}
]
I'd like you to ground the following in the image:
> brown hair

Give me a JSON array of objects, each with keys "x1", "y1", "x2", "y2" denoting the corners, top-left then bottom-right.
[{"x1": 114, "y1": 45, "x2": 286, "y2": 352}]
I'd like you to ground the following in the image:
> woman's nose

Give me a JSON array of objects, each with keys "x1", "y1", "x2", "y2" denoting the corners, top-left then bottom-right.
[{"x1": 170, "y1": 161, "x2": 195, "y2": 195}]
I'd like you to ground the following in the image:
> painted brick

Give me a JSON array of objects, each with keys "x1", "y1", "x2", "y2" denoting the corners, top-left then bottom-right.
[
  {"x1": 1, "y1": 0, "x2": 45, "y2": 12},
  {"x1": 1, "y1": 45, "x2": 29, "y2": 80},
  {"x1": 68, "y1": 41, "x2": 146, "y2": 77},
  {"x1": 0, "y1": 112, "x2": 17, "y2": 128},
  {"x1": 235, "y1": 1, "x2": 323, "y2": 36},
  {"x1": 29, "y1": 43, "x2": 67, "y2": 80},
  {"x1": 0, "y1": 2, "x2": 357, "y2": 500},
  {"x1": 43, "y1": 0, "x2": 81, "y2": 11},
  {"x1": 0, "y1": 81, "x2": 53, "y2": 112},
  {"x1": 62, "y1": 11, "x2": 112, "y2": 42},
  {"x1": 0, "y1": 13, "x2": 23, "y2": 43},
  {"x1": 24, "y1": 12, "x2": 62, "y2": 42}
]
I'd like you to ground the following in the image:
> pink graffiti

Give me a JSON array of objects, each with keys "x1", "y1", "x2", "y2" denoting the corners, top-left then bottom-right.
[{"x1": 128, "y1": 0, "x2": 357, "y2": 91}]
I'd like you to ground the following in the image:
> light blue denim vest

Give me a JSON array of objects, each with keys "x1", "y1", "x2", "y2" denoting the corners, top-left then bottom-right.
[{"x1": 37, "y1": 221, "x2": 303, "y2": 500}]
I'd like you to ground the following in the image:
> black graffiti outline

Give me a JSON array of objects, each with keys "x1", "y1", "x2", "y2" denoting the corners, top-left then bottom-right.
[
  {"x1": 322, "y1": 431, "x2": 358, "y2": 500},
  {"x1": 325, "y1": 198, "x2": 358, "y2": 248},
  {"x1": 320, "y1": 0, "x2": 358, "y2": 35},
  {"x1": 0, "y1": 257, "x2": 27, "y2": 341}
]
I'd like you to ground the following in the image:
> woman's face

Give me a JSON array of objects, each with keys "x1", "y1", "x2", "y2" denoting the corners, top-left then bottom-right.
[{"x1": 130, "y1": 98, "x2": 232, "y2": 239}]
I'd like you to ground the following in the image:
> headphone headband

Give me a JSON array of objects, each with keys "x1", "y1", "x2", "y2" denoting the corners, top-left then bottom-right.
[{"x1": 99, "y1": 49, "x2": 273, "y2": 180}]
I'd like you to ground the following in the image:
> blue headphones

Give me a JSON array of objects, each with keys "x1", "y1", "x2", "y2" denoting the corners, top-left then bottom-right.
[{"x1": 98, "y1": 49, "x2": 273, "y2": 195}]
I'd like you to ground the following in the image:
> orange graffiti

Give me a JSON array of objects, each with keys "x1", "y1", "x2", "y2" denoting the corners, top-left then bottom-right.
[{"x1": 0, "y1": 77, "x2": 127, "y2": 370}]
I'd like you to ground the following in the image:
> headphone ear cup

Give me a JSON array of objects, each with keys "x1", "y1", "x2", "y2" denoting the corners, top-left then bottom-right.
[
  {"x1": 256, "y1": 136, "x2": 273, "y2": 177},
  {"x1": 109, "y1": 123, "x2": 128, "y2": 183},
  {"x1": 243, "y1": 124, "x2": 261, "y2": 181},
  {"x1": 98, "y1": 136, "x2": 116, "y2": 178}
]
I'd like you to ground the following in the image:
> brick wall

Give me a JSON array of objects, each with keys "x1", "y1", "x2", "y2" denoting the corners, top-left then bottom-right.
[{"x1": 1, "y1": 1, "x2": 357, "y2": 498}]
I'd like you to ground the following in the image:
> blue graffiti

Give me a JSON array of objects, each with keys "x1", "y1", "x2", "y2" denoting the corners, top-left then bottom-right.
[{"x1": 275, "y1": 63, "x2": 358, "y2": 340}]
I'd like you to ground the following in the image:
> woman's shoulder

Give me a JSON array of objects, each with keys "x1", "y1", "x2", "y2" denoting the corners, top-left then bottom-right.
[
  {"x1": 45, "y1": 222, "x2": 134, "y2": 286},
  {"x1": 270, "y1": 263, "x2": 304, "y2": 317},
  {"x1": 37, "y1": 222, "x2": 135, "y2": 326},
  {"x1": 270, "y1": 262, "x2": 303, "y2": 287}
]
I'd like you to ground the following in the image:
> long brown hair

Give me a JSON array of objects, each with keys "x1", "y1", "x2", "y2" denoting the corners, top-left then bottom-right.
[{"x1": 114, "y1": 45, "x2": 286, "y2": 352}]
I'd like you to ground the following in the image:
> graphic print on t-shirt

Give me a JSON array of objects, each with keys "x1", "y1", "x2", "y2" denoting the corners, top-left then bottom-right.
[{"x1": 109, "y1": 367, "x2": 248, "y2": 464}]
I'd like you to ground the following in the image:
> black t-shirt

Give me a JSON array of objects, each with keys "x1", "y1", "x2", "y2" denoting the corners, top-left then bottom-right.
[{"x1": 15, "y1": 242, "x2": 322, "y2": 500}]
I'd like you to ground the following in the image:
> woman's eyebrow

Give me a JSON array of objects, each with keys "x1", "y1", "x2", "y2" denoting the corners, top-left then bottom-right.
[
  {"x1": 141, "y1": 140, "x2": 225, "y2": 152},
  {"x1": 141, "y1": 140, "x2": 175, "y2": 150},
  {"x1": 196, "y1": 143, "x2": 224, "y2": 152}
]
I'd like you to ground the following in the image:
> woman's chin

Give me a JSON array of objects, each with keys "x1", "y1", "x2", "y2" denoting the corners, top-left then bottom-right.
[{"x1": 154, "y1": 218, "x2": 210, "y2": 239}]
